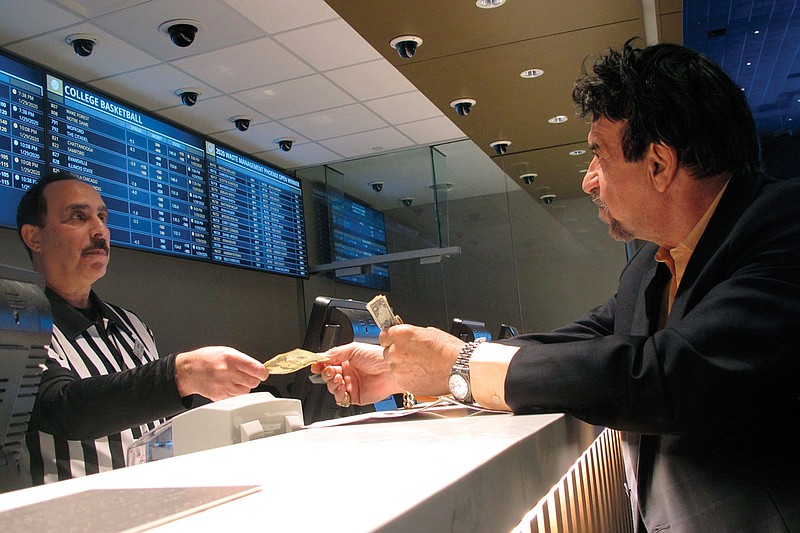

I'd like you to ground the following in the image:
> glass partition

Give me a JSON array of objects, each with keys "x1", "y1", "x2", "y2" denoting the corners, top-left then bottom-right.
[{"x1": 298, "y1": 139, "x2": 627, "y2": 338}]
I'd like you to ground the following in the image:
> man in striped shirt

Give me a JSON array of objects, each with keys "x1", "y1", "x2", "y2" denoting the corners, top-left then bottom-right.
[{"x1": 16, "y1": 171, "x2": 270, "y2": 485}]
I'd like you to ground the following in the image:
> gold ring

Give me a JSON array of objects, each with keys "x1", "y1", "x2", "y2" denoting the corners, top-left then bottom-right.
[{"x1": 336, "y1": 391, "x2": 351, "y2": 408}]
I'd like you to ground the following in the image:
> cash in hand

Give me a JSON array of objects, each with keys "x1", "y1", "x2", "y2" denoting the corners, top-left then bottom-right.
[
  {"x1": 263, "y1": 348, "x2": 330, "y2": 374},
  {"x1": 367, "y1": 294, "x2": 403, "y2": 330}
]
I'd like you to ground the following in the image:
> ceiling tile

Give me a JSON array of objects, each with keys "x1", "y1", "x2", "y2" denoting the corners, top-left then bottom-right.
[
  {"x1": 234, "y1": 75, "x2": 354, "y2": 120},
  {"x1": 172, "y1": 38, "x2": 314, "y2": 93},
  {"x1": 92, "y1": 0, "x2": 267, "y2": 61},
  {"x1": 224, "y1": 0, "x2": 339, "y2": 34},
  {"x1": 155, "y1": 95, "x2": 264, "y2": 135},
  {"x1": 91, "y1": 63, "x2": 221, "y2": 111},
  {"x1": 0, "y1": 0, "x2": 82, "y2": 45},
  {"x1": 325, "y1": 59, "x2": 416, "y2": 100},
  {"x1": 274, "y1": 19, "x2": 381, "y2": 72},
  {"x1": 397, "y1": 116, "x2": 466, "y2": 145},
  {"x1": 365, "y1": 92, "x2": 442, "y2": 125},
  {"x1": 280, "y1": 103, "x2": 387, "y2": 140},
  {"x1": 6, "y1": 23, "x2": 160, "y2": 82},
  {"x1": 51, "y1": 0, "x2": 151, "y2": 18},
  {"x1": 319, "y1": 127, "x2": 415, "y2": 158}
]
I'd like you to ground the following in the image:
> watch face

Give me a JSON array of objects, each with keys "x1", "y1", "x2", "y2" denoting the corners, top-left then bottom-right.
[{"x1": 448, "y1": 373, "x2": 469, "y2": 401}]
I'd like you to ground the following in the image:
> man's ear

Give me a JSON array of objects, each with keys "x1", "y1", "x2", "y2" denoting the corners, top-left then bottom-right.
[
  {"x1": 648, "y1": 142, "x2": 678, "y2": 193},
  {"x1": 20, "y1": 224, "x2": 41, "y2": 254}
]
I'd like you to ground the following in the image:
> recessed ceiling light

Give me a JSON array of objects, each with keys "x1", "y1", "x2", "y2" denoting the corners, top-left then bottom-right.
[
  {"x1": 548, "y1": 115, "x2": 568, "y2": 124},
  {"x1": 569, "y1": 149, "x2": 586, "y2": 156},
  {"x1": 579, "y1": 169, "x2": 588, "y2": 173},
  {"x1": 746, "y1": 62, "x2": 752, "y2": 66},
  {"x1": 754, "y1": 30, "x2": 760, "y2": 34},
  {"x1": 520, "y1": 68, "x2": 544, "y2": 79},
  {"x1": 476, "y1": 0, "x2": 506, "y2": 8}
]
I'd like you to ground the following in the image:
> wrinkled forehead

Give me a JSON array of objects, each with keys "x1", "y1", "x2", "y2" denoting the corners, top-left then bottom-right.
[{"x1": 44, "y1": 179, "x2": 105, "y2": 210}]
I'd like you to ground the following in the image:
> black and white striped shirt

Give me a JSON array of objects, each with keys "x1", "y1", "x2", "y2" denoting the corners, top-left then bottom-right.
[{"x1": 22, "y1": 289, "x2": 186, "y2": 485}]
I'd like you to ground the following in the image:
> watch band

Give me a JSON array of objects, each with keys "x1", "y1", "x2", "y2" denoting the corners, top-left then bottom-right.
[{"x1": 450, "y1": 337, "x2": 486, "y2": 402}]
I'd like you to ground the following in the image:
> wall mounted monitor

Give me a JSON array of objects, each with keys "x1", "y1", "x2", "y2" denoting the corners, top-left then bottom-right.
[
  {"x1": 206, "y1": 142, "x2": 307, "y2": 277},
  {"x1": 0, "y1": 52, "x2": 46, "y2": 229},
  {"x1": 0, "y1": 49, "x2": 308, "y2": 279},
  {"x1": 314, "y1": 187, "x2": 389, "y2": 291},
  {"x1": 45, "y1": 75, "x2": 210, "y2": 261}
]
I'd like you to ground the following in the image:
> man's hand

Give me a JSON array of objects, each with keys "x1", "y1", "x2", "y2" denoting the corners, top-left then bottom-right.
[
  {"x1": 310, "y1": 342, "x2": 401, "y2": 406},
  {"x1": 175, "y1": 346, "x2": 269, "y2": 401},
  {"x1": 380, "y1": 325, "x2": 464, "y2": 396}
]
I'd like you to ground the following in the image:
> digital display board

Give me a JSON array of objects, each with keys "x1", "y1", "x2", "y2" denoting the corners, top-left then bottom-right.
[
  {"x1": 316, "y1": 187, "x2": 389, "y2": 291},
  {"x1": 0, "y1": 53, "x2": 46, "y2": 228},
  {"x1": 206, "y1": 142, "x2": 307, "y2": 277},
  {"x1": 46, "y1": 75, "x2": 210, "y2": 260},
  {"x1": 0, "y1": 49, "x2": 308, "y2": 279}
]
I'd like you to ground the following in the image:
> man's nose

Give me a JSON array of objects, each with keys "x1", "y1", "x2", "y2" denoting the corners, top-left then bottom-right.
[{"x1": 582, "y1": 157, "x2": 600, "y2": 195}]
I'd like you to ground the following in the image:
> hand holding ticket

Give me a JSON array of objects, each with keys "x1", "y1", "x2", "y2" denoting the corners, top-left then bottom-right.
[
  {"x1": 366, "y1": 294, "x2": 403, "y2": 330},
  {"x1": 263, "y1": 348, "x2": 329, "y2": 374}
]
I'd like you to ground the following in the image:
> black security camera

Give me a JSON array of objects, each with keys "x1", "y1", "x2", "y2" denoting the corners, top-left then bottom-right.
[
  {"x1": 66, "y1": 34, "x2": 97, "y2": 57},
  {"x1": 401, "y1": 197, "x2": 414, "y2": 207},
  {"x1": 231, "y1": 115, "x2": 252, "y2": 132},
  {"x1": 369, "y1": 181, "x2": 384, "y2": 193},
  {"x1": 390, "y1": 35, "x2": 423, "y2": 59},
  {"x1": 276, "y1": 138, "x2": 294, "y2": 152},
  {"x1": 541, "y1": 194, "x2": 556, "y2": 204},
  {"x1": 168, "y1": 23, "x2": 198, "y2": 47},
  {"x1": 175, "y1": 88, "x2": 202, "y2": 107},
  {"x1": 450, "y1": 98, "x2": 476, "y2": 117},
  {"x1": 520, "y1": 173, "x2": 537, "y2": 185},
  {"x1": 159, "y1": 19, "x2": 204, "y2": 48},
  {"x1": 490, "y1": 140, "x2": 511, "y2": 156}
]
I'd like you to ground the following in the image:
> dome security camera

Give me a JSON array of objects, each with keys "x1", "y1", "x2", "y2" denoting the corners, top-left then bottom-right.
[
  {"x1": 541, "y1": 194, "x2": 557, "y2": 204},
  {"x1": 490, "y1": 140, "x2": 511, "y2": 156},
  {"x1": 450, "y1": 98, "x2": 476, "y2": 117},
  {"x1": 230, "y1": 115, "x2": 252, "y2": 132},
  {"x1": 390, "y1": 35, "x2": 423, "y2": 59},
  {"x1": 276, "y1": 138, "x2": 294, "y2": 152},
  {"x1": 159, "y1": 19, "x2": 204, "y2": 48},
  {"x1": 175, "y1": 88, "x2": 202, "y2": 107},
  {"x1": 66, "y1": 34, "x2": 98, "y2": 57},
  {"x1": 401, "y1": 197, "x2": 414, "y2": 207},
  {"x1": 520, "y1": 172, "x2": 537, "y2": 185},
  {"x1": 369, "y1": 181, "x2": 384, "y2": 193}
]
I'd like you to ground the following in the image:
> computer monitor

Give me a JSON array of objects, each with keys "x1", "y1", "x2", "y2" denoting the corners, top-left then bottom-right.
[
  {"x1": 292, "y1": 296, "x2": 400, "y2": 423},
  {"x1": 450, "y1": 318, "x2": 492, "y2": 342},
  {"x1": 0, "y1": 265, "x2": 52, "y2": 492},
  {"x1": 497, "y1": 324, "x2": 519, "y2": 340}
]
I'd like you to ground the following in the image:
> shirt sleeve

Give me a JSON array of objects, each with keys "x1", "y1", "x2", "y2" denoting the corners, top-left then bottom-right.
[
  {"x1": 470, "y1": 342, "x2": 518, "y2": 410},
  {"x1": 27, "y1": 353, "x2": 189, "y2": 440}
]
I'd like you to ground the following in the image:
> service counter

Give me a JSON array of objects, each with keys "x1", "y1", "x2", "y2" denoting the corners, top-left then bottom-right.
[{"x1": 0, "y1": 407, "x2": 595, "y2": 532}]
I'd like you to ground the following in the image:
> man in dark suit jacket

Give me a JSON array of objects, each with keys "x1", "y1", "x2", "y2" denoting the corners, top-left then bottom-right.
[{"x1": 313, "y1": 40, "x2": 800, "y2": 531}]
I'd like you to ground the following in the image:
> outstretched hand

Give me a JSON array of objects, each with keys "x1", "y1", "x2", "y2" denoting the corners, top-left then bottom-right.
[
  {"x1": 175, "y1": 346, "x2": 269, "y2": 401},
  {"x1": 310, "y1": 342, "x2": 401, "y2": 406}
]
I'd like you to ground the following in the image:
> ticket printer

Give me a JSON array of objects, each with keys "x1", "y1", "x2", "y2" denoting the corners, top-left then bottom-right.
[{"x1": 127, "y1": 392, "x2": 303, "y2": 465}]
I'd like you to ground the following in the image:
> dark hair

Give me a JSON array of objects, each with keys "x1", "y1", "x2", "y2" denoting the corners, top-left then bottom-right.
[
  {"x1": 572, "y1": 38, "x2": 763, "y2": 180},
  {"x1": 16, "y1": 171, "x2": 83, "y2": 258}
]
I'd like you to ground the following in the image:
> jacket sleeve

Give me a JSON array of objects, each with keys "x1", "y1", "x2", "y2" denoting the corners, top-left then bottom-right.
[
  {"x1": 499, "y1": 180, "x2": 800, "y2": 435},
  {"x1": 27, "y1": 353, "x2": 189, "y2": 440}
]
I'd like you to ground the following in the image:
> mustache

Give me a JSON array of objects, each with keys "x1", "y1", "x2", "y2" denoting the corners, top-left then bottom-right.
[
  {"x1": 590, "y1": 191, "x2": 607, "y2": 210},
  {"x1": 82, "y1": 238, "x2": 109, "y2": 255}
]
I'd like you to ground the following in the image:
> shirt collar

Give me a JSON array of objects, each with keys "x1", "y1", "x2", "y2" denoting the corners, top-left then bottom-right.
[
  {"x1": 45, "y1": 287, "x2": 131, "y2": 339},
  {"x1": 655, "y1": 179, "x2": 729, "y2": 281}
]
